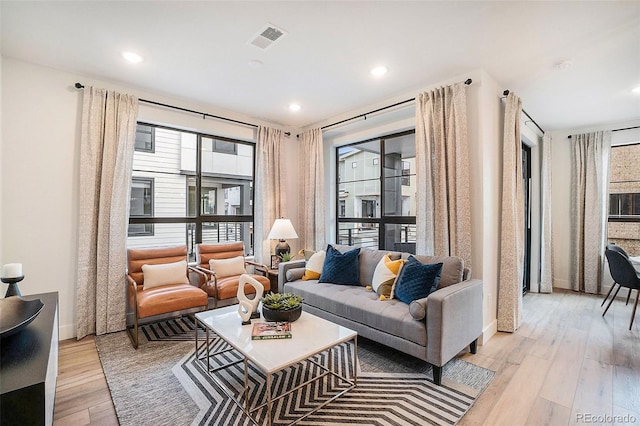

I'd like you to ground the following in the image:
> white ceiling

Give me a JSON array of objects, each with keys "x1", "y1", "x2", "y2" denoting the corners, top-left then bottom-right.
[{"x1": 2, "y1": 1, "x2": 639, "y2": 131}]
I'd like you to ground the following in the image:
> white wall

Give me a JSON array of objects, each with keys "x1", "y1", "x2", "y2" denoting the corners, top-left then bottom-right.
[
  {"x1": 551, "y1": 119, "x2": 640, "y2": 291},
  {"x1": 0, "y1": 57, "x2": 291, "y2": 339}
]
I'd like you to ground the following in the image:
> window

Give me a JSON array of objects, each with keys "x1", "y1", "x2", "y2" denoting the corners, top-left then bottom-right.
[
  {"x1": 609, "y1": 193, "x2": 640, "y2": 217},
  {"x1": 336, "y1": 130, "x2": 416, "y2": 253},
  {"x1": 607, "y1": 143, "x2": 640, "y2": 255},
  {"x1": 128, "y1": 178, "x2": 154, "y2": 236},
  {"x1": 127, "y1": 123, "x2": 255, "y2": 260},
  {"x1": 134, "y1": 124, "x2": 154, "y2": 152}
]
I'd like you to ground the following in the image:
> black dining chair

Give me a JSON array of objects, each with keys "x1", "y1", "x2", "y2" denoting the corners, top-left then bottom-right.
[
  {"x1": 603, "y1": 247, "x2": 640, "y2": 330},
  {"x1": 602, "y1": 244, "x2": 632, "y2": 307}
]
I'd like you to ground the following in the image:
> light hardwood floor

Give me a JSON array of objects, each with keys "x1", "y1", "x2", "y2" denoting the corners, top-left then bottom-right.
[{"x1": 53, "y1": 290, "x2": 640, "y2": 425}]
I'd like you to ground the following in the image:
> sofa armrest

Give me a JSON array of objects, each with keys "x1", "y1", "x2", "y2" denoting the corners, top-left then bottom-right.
[
  {"x1": 278, "y1": 260, "x2": 306, "y2": 292},
  {"x1": 426, "y1": 278, "x2": 483, "y2": 367}
]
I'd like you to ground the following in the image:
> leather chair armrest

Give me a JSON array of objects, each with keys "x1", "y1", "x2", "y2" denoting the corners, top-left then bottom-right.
[{"x1": 192, "y1": 266, "x2": 217, "y2": 299}]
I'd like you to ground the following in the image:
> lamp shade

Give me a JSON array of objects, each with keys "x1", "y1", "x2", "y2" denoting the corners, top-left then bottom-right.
[{"x1": 267, "y1": 219, "x2": 298, "y2": 240}]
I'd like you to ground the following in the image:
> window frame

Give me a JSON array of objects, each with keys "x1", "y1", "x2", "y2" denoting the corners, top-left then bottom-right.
[
  {"x1": 134, "y1": 124, "x2": 155, "y2": 153},
  {"x1": 335, "y1": 129, "x2": 416, "y2": 252},
  {"x1": 128, "y1": 177, "x2": 154, "y2": 237},
  {"x1": 128, "y1": 122, "x2": 256, "y2": 254}
]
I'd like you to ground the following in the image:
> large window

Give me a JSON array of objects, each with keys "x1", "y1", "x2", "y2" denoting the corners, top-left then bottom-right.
[
  {"x1": 127, "y1": 123, "x2": 255, "y2": 260},
  {"x1": 608, "y1": 143, "x2": 640, "y2": 254},
  {"x1": 336, "y1": 130, "x2": 416, "y2": 253}
]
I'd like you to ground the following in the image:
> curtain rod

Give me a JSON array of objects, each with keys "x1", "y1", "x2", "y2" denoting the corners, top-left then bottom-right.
[
  {"x1": 318, "y1": 78, "x2": 473, "y2": 133},
  {"x1": 502, "y1": 90, "x2": 545, "y2": 135},
  {"x1": 567, "y1": 125, "x2": 640, "y2": 139},
  {"x1": 73, "y1": 83, "x2": 291, "y2": 136}
]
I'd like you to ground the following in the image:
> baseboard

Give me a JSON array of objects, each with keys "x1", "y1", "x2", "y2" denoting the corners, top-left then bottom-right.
[
  {"x1": 480, "y1": 319, "x2": 497, "y2": 345},
  {"x1": 59, "y1": 323, "x2": 75, "y2": 340}
]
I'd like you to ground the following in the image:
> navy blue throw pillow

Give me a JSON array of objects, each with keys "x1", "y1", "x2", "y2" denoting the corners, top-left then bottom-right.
[
  {"x1": 319, "y1": 245, "x2": 361, "y2": 286},
  {"x1": 393, "y1": 256, "x2": 443, "y2": 305}
]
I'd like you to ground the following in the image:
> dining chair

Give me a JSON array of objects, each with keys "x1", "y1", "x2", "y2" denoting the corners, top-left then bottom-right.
[{"x1": 603, "y1": 247, "x2": 640, "y2": 330}]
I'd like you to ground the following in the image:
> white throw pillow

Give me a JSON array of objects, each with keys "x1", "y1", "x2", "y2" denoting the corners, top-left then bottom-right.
[
  {"x1": 302, "y1": 250, "x2": 326, "y2": 281},
  {"x1": 209, "y1": 256, "x2": 247, "y2": 278},
  {"x1": 371, "y1": 254, "x2": 405, "y2": 299},
  {"x1": 142, "y1": 260, "x2": 189, "y2": 290}
]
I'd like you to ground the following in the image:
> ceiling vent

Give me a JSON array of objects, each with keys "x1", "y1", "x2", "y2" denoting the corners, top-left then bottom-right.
[{"x1": 248, "y1": 23, "x2": 287, "y2": 50}]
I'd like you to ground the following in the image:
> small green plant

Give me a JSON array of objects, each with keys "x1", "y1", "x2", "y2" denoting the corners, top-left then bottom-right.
[
  {"x1": 262, "y1": 292, "x2": 303, "y2": 311},
  {"x1": 279, "y1": 252, "x2": 294, "y2": 262}
]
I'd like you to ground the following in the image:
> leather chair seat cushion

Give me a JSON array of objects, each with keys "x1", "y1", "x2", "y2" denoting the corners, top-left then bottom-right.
[
  {"x1": 216, "y1": 274, "x2": 270, "y2": 300},
  {"x1": 137, "y1": 283, "x2": 207, "y2": 318}
]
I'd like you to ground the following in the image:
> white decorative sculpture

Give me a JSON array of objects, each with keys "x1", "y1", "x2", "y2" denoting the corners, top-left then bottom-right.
[{"x1": 237, "y1": 274, "x2": 264, "y2": 324}]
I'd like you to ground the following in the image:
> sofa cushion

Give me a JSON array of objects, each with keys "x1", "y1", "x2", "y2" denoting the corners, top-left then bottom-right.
[
  {"x1": 285, "y1": 280, "x2": 427, "y2": 347},
  {"x1": 405, "y1": 254, "x2": 463, "y2": 288},
  {"x1": 392, "y1": 256, "x2": 443, "y2": 304},
  {"x1": 302, "y1": 250, "x2": 325, "y2": 280},
  {"x1": 371, "y1": 254, "x2": 405, "y2": 298},
  {"x1": 286, "y1": 267, "x2": 306, "y2": 282},
  {"x1": 142, "y1": 260, "x2": 189, "y2": 290},
  {"x1": 319, "y1": 245, "x2": 360, "y2": 286}
]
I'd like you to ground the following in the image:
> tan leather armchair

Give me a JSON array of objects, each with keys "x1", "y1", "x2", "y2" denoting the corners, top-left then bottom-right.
[
  {"x1": 126, "y1": 245, "x2": 208, "y2": 348},
  {"x1": 194, "y1": 242, "x2": 271, "y2": 308}
]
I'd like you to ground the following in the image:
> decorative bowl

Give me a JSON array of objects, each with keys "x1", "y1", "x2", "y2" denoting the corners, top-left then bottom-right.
[
  {"x1": 0, "y1": 296, "x2": 45, "y2": 338},
  {"x1": 262, "y1": 305, "x2": 302, "y2": 323}
]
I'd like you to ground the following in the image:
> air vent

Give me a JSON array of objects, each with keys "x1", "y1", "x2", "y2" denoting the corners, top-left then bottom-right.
[{"x1": 248, "y1": 23, "x2": 287, "y2": 50}]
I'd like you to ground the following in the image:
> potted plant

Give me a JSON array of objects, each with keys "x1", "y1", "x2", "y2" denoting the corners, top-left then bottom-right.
[{"x1": 261, "y1": 292, "x2": 304, "y2": 322}]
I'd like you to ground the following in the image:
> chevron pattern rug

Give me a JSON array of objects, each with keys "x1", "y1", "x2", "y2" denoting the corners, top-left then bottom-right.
[
  {"x1": 175, "y1": 340, "x2": 478, "y2": 425},
  {"x1": 97, "y1": 323, "x2": 493, "y2": 426}
]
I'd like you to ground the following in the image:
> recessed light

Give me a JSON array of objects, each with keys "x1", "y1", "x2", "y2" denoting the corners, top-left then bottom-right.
[
  {"x1": 248, "y1": 59, "x2": 264, "y2": 68},
  {"x1": 289, "y1": 103, "x2": 301, "y2": 112},
  {"x1": 121, "y1": 51, "x2": 143, "y2": 64},
  {"x1": 632, "y1": 86, "x2": 640, "y2": 94},
  {"x1": 370, "y1": 66, "x2": 388, "y2": 77}
]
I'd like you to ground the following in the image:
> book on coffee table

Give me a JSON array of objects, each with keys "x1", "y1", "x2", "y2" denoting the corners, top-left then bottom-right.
[{"x1": 251, "y1": 321, "x2": 292, "y2": 340}]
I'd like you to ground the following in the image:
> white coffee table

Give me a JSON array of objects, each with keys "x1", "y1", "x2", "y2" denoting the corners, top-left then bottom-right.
[{"x1": 195, "y1": 305, "x2": 358, "y2": 425}]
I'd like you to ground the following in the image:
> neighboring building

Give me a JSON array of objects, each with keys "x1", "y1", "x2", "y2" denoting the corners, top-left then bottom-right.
[
  {"x1": 127, "y1": 125, "x2": 255, "y2": 259},
  {"x1": 608, "y1": 143, "x2": 640, "y2": 254}
]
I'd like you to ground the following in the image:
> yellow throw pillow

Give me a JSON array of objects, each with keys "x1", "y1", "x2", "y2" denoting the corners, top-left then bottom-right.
[
  {"x1": 209, "y1": 256, "x2": 247, "y2": 278},
  {"x1": 371, "y1": 254, "x2": 405, "y2": 298},
  {"x1": 302, "y1": 250, "x2": 326, "y2": 281}
]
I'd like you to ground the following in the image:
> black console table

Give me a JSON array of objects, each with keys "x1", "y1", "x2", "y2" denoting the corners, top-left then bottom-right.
[{"x1": 1, "y1": 292, "x2": 59, "y2": 425}]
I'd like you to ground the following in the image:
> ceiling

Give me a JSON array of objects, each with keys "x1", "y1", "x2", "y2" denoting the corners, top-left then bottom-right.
[{"x1": 2, "y1": 1, "x2": 639, "y2": 131}]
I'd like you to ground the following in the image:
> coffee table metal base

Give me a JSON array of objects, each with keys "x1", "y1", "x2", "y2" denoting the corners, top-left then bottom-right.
[{"x1": 195, "y1": 321, "x2": 358, "y2": 426}]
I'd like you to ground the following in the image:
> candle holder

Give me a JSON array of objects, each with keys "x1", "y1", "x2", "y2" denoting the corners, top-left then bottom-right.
[{"x1": 2, "y1": 276, "x2": 24, "y2": 297}]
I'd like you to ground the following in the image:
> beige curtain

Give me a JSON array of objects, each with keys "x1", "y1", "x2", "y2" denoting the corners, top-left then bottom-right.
[
  {"x1": 497, "y1": 92, "x2": 524, "y2": 333},
  {"x1": 254, "y1": 126, "x2": 286, "y2": 264},
  {"x1": 570, "y1": 131, "x2": 611, "y2": 294},
  {"x1": 299, "y1": 128, "x2": 326, "y2": 251},
  {"x1": 76, "y1": 87, "x2": 138, "y2": 338},
  {"x1": 415, "y1": 82, "x2": 471, "y2": 268},
  {"x1": 540, "y1": 133, "x2": 553, "y2": 293}
]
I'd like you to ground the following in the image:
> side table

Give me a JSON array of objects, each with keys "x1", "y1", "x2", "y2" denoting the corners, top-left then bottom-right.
[{"x1": 266, "y1": 269, "x2": 279, "y2": 293}]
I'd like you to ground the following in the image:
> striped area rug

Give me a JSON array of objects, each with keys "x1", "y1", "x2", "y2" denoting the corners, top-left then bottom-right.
[
  {"x1": 140, "y1": 317, "x2": 206, "y2": 341},
  {"x1": 97, "y1": 323, "x2": 493, "y2": 426},
  {"x1": 174, "y1": 340, "x2": 479, "y2": 425}
]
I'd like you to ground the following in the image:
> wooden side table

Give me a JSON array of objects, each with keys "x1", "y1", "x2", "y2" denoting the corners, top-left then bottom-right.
[{"x1": 266, "y1": 269, "x2": 279, "y2": 293}]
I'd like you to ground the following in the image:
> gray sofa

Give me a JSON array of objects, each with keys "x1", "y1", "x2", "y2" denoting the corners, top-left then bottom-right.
[{"x1": 278, "y1": 246, "x2": 483, "y2": 385}]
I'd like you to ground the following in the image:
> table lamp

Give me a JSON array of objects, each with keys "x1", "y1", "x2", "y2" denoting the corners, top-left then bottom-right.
[{"x1": 267, "y1": 218, "x2": 298, "y2": 257}]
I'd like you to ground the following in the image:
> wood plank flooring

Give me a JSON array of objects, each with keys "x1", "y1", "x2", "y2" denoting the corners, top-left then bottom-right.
[{"x1": 53, "y1": 290, "x2": 640, "y2": 425}]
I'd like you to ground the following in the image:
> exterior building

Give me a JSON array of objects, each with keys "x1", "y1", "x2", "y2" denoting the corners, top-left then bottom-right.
[{"x1": 608, "y1": 143, "x2": 640, "y2": 254}]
